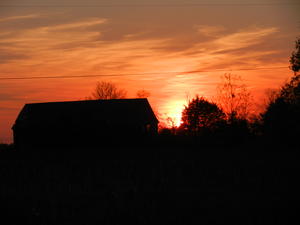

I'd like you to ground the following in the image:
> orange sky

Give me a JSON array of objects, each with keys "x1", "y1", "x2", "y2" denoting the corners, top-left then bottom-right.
[{"x1": 0, "y1": 0, "x2": 299, "y2": 143}]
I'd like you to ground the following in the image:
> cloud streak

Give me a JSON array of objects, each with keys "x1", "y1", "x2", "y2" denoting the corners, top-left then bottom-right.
[
  {"x1": 42, "y1": 18, "x2": 107, "y2": 31},
  {"x1": 0, "y1": 14, "x2": 40, "y2": 23},
  {"x1": 196, "y1": 25, "x2": 226, "y2": 37}
]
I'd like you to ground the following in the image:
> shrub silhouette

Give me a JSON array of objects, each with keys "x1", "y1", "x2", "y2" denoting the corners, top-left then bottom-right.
[
  {"x1": 262, "y1": 74, "x2": 300, "y2": 144},
  {"x1": 181, "y1": 96, "x2": 226, "y2": 135},
  {"x1": 290, "y1": 37, "x2": 300, "y2": 74}
]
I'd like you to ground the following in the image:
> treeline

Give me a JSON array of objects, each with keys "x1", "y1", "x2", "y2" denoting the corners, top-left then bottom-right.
[
  {"x1": 159, "y1": 37, "x2": 300, "y2": 149},
  {"x1": 159, "y1": 73, "x2": 299, "y2": 149}
]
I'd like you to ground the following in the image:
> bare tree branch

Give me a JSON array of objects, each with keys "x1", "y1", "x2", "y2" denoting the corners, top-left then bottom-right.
[
  {"x1": 89, "y1": 81, "x2": 127, "y2": 100},
  {"x1": 136, "y1": 89, "x2": 150, "y2": 98},
  {"x1": 216, "y1": 73, "x2": 252, "y2": 121}
]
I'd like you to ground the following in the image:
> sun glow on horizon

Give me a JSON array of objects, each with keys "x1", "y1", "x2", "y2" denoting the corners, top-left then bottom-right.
[{"x1": 163, "y1": 99, "x2": 186, "y2": 127}]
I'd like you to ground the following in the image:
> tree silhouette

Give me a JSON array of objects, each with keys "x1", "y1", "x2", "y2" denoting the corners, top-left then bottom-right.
[
  {"x1": 136, "y1": 89, "x2": 150, "y2": 98},
  {"x1": 216, "y1": 73, "x2": 252, "y2": 122},
  {"x1": 262, "y1": 75, "x2": 300, "y2": 142},
  {"x1": 263, "y1": 88, "x2": 280, "y2": 108},
  {"x1": 89, "y1": 81, "x2": 127, "y2": 100},
  {"x1": 181, "y1": 96, "x2": 225, "y2": 135},
  {"x1": 290, "y1": 37, "x2": 300, "y2": 75},
  {"x1": 262, "y1": 39, "x2": 300, "y2": 143}
]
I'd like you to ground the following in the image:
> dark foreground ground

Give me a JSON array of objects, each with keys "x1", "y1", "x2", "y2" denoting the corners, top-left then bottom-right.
[{"x1": 0, "y1": 145, "x2": 299, "y2": 225}]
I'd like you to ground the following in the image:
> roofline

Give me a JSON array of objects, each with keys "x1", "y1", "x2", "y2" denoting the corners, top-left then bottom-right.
[
  {"x1": 13, "y1": 98, "x2": 159, "y2": 127},
  {"x1": 24, "y1": 98, "x2": 149, "y2": 105}
]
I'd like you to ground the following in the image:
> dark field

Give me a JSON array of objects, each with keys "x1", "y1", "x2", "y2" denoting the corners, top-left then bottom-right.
[{"x1": 0, "y1": 146, "x2": 299, "y2": 225}]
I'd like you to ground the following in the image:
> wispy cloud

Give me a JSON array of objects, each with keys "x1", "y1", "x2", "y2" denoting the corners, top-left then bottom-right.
[
  {"x1": 0, "y1": 24, "x2": 282, "y2": 84},
  {"x1": 0, "y1": 17, "x2": 109, "y2": 64},
  {"x1": 0, "y1": 17, "x2": 107, "y2": 44},
  {"x1": 0, "y1": 14, "x2": 40, "y2": 23},
  {"x1": 179, "y1": 26, "x2": 280, "y2": 70},
  {"x1": 42, "y1": 18, "x2": 107, "y2": 31},
  {"x1": 211, "y1": 27, "x2": 279, "y2": 52},
  {"x1": 196, "y1": 25, "x2": 225, "y2": 37}
]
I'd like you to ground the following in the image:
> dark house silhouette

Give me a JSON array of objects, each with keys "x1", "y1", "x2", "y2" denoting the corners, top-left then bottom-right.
[{"x1": 12, "y1": 98, "x2": 158, "y2": 148}]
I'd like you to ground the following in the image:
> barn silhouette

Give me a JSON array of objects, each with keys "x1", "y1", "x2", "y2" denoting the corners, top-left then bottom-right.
[{"x1": 12, "y1": 98, "x2": 158, "y2": 149}]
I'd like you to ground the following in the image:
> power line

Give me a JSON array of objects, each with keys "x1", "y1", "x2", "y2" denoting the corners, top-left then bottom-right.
[
  {"x1": 0, "y1": 66, "x2": 288, "y2": 81},
  {"x1": 0, "y1": 3, "x2": 299, "y2": 7}
]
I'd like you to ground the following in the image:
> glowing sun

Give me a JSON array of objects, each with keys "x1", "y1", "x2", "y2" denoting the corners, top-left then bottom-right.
[{"x1": 164, "y1": 100, "x2": 186, "y2": 127}]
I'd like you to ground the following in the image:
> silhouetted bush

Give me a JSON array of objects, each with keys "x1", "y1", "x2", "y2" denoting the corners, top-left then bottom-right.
[
  {"x1": 262, "y1": 74, "x2": 300, "y2": 146},
  {"x1": 181, "y1": 96, "x2": 226, "y2": 136},
  {"x1": 290, "y1": 37, "x2": 300, "y2": 74}
]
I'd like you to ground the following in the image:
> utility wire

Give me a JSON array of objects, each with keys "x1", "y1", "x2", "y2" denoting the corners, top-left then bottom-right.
[
  {"x1": 0, "y1": 3, "x2": 299, "y2": 7},
  {"x1": 0, "y1": 66, "x2": 288, "y2": 81}
]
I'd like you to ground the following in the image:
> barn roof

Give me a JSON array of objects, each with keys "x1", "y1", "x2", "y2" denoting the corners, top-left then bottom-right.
[{"x1": 13, "y1": 98, "x2": 158, "y2": 129}]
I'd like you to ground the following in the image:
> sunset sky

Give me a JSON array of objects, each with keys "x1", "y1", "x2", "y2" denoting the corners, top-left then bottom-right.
[{"x1": 0, "y1": 0, "x2": 299, "y2": 143}]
